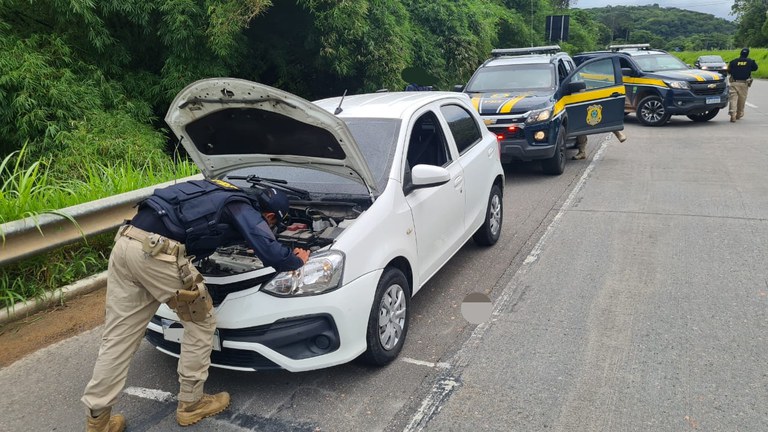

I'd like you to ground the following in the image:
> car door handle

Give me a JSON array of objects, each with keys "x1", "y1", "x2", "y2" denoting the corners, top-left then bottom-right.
[
  {"x1": 611, "y1": 92, "x2": 622, "y2": 97},
  {"x1": 454, "y1": 175, "x2": 464, "y2": 191}
]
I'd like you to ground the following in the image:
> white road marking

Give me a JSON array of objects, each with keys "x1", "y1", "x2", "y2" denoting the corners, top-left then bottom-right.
[
  {"x1": 746, "y1": 102, "x2": 757, "y2": 108},
  {"x1": 401, "y1": 357, "x2": 451, "y2": 369},
  {"x1": 123, "y1": 386, "x2": 175, "y2": 402},
  {"x1": 403, "y1": 135, "x2": 611, "y2": 432}
]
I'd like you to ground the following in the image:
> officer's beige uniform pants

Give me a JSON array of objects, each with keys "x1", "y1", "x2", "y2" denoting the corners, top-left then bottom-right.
[
  {"x1": 728, "y1": 81, "x2": 749, "y2": 117},
  {"x1": 81, "y1": 235, "x2": 216, "y2": 413}
]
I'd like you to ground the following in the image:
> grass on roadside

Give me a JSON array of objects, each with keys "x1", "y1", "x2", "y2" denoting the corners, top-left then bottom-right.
[
  {"x1": 0, "y1": 232, "x2": 114, "y2": 310},
  {"x1": 1, "y1": 146, "x2": 199, "y2": 309}
]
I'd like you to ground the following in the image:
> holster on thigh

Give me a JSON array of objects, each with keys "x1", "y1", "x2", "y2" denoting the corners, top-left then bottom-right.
[{"x1": 166, "y1": 259, "x2": 212, "y2": 322}]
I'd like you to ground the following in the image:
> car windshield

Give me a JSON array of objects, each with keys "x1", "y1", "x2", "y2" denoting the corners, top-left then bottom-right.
[
  {"x1": 699, "y1": 55, "x2": 724, "y2": 63},
  {"x1": 225, "y1": 118, "x2": 401, "y2": 198},
  {"x1": 633, "y1": 54, "x2": 689, "y2": 72},
  {"x1": 466, "y1": 64, "x2": 556, "y2": 92}
]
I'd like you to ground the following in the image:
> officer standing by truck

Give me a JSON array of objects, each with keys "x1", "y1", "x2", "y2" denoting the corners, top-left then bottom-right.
[
  {"x1": 82, "y1": 179, "x2": 309, "y2": 432},
  {"x1": 727, "y1": 48, "x2": 759, "y2": 122}
]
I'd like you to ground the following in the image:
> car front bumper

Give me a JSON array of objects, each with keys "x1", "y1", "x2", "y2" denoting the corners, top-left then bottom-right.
[
  {"x1": 145, "y1": 269, "x2": 381, "y2": 372},
  {"x1": 664, "y1": 90, "x2": 728, "y2": 115}
]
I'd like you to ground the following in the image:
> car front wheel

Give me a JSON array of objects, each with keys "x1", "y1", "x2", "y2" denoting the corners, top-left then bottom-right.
[
  {"x1": 637, "y1": 95, "x2": 670, "y2": 126},
  {"x1": 541, "y1": 128, "x2": 566, "y2": 175},
  {"x1": 687, "y1": 109, "x2": 719, "y2": 122},
  {"x1": 473, "y1": 184, "x2": 503, "y2": 246},
  {"x1": 360, "y1": 268, "x2": 410, "y2": 366}
]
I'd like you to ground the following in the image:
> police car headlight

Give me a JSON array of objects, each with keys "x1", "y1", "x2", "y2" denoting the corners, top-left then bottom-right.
[
  {"x1": 525, "y1": 108, "x2": 552, "y2": 124},
  {"x1": 666, "y1": 80, "x2": 690, "y2": 90},
  {"x1": 262, "y1": 251, "x2": 345, "y2": 297}
]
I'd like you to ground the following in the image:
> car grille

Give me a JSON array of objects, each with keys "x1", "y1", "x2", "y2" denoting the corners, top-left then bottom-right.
[
  {"x1": 204, "y1": 275, "x2": 272, "y2": 306},
  {"x1": 691, "y1": 81, "x2": 726, "y2": 96},
  {"x1": 489, "y1": 126, "x2": 525, "y2": 140},
  {"x1": 145, "y1": 327, "x2": 282, "y2": 370}
]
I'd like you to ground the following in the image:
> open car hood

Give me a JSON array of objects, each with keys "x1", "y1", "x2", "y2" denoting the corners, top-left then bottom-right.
[{"x1": 165, "y1": 78, "x2": 377, "y2": 192}]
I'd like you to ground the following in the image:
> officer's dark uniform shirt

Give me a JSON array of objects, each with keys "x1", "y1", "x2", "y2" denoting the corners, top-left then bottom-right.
[
  {"x1": 728, "y1": 57, "x2": 758, "y2": 81},
  {"x1": 131, "y1": 201, "x2": 303, "y2": 272}
]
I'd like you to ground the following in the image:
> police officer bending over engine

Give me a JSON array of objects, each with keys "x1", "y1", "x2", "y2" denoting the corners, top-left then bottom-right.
[{"x1": 82, "y1": 179, "x2": 309, "y2": 432}]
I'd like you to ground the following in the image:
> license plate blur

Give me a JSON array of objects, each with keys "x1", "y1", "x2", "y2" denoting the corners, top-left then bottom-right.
[
  {"x1": 162, "y1": 319, "x2": 221, "y2": 351},
  {"x1": 706, "y1": 97, "x2": 720, "y2": 104}
]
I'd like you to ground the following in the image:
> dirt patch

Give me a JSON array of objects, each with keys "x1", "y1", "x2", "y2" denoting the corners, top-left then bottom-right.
[{"x1": 0, "y1": 289, "x2": 106, "y2": 368}]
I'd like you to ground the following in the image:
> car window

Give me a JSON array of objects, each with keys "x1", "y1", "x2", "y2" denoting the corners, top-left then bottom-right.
[
  {"x1": 440, "y1": 105, "x2": 481, "y2": 155},
  {"x1": 573, "y1": 58, "x2": 618, "y2": 90},
  {"x1": 407, "y1": 111, "x2": 451, "y2": 168},
  {"x1": 699, "y1": 55, "x2": 723, "y2": 63},
  {"x1": 633, "y1": 54, "x2": 688, "y2": 72},
  {"x1": 466, "y1": 64, "x2": 556, "y2": 92}
]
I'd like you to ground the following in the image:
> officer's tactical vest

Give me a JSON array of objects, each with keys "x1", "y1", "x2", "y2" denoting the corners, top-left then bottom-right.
[{"x1": 139, "y1": 179, "x2": 258, "y2": 257}]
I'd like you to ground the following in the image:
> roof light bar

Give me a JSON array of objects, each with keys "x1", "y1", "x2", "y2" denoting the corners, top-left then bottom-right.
[
  {"x1": 608, "y1": 43, "x2": 651, "y2": 51},
  {"x1": 491, "y1": 45, "x2": 562, "y2": 57}
]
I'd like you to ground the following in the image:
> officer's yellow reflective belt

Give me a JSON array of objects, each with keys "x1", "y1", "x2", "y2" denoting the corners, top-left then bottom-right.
[
  {"x1": 622, "y1": 77, "x2": 668, "y2": 87},
  {"x1": 497, "y1": 94, "x2": 529, "y2": 113},
  {"x1": 553, "y1": 84, "x2": 625, "y2": 116}
]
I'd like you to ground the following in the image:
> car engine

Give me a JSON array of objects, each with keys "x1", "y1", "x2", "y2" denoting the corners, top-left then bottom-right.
[{"x1": 197, "y1": 201, "x2": 364, "y2": 276}]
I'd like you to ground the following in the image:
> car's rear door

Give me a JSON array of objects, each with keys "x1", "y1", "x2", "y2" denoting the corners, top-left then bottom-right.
[
  {"x1": 557, "y1": 56, "x2": 626, "y2": 137},
  {"x1": 437, "y1": 102, "x2": 494, "y2": 235}
]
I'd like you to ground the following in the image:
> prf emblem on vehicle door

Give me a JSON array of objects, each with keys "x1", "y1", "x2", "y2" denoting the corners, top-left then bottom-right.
[{"x1": 586, "y1": 104, "x2": 603, "y2": 126}]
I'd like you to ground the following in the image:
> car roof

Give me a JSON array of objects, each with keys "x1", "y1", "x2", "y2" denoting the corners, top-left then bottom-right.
[
  {"x1": 313, "y1": 91, "x2": 470, "y2": 119},
  {"x1": 483, "y1": 55, "x2": 560, "y2": 67}
]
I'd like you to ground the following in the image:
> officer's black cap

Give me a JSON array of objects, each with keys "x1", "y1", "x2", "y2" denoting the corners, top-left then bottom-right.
[
  {"x1": 741, "y1": 48, "x2": 750, "y2": 57},
  {"x1": 258, "y1": 188, "x2": 291, "y2": 224}
]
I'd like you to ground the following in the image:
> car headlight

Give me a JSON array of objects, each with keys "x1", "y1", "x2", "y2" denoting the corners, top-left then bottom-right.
[
  {"x1": 666, "y1": 80, "x2": 690, "y2": 90},
  {"x1": 525, "y1": 107, "x2": 552, "y2": 124},
  {"x1": 701, "y1": 66, "x2": 708, "y2": 69},
  {"x1": 262, "y1": 250, "x2": 345, "y2": 297}
]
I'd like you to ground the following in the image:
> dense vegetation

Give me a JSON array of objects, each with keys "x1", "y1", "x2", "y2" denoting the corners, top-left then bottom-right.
[{"x1": 577, "y1": 5, "x2": 737, "y2": 51}]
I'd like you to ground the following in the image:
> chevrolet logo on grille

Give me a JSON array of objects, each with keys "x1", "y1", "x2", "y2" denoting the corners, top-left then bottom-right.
[
  {"x1": 484, "y1": 119, "x2": 495, "y2": 125},
  {"x1": 707, "y1": 83, "x2": 717, "y2": 88}
]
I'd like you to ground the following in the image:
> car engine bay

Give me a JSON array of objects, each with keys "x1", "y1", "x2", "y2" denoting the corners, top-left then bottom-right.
[{"x1": 197, "y1": 200, "x2": 366, "y2": 276}]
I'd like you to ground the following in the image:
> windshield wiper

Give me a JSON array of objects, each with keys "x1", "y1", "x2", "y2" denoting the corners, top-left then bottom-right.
[{"x1": 228, "y1": 175, "x2": 312, "y2": 200}]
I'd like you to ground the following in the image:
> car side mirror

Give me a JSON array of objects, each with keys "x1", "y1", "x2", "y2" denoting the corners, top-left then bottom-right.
[
  {"x1": 621, "y1": 67, "x2": 634, "y2": 77},
  {"x1": 564, "y1": 81, "x2": 587, "y2": 95},
  {"x1": 453, "y1": 84, "x2": 465, "y2": 92},
  {"x1": 406, "y1": 164, "x2": 450, "y2": 194}
]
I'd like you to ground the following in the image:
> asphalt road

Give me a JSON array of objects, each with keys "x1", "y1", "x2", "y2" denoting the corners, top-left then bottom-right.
[{"x1": 1, "y1": 81, "x2": 766, "y2": 432}]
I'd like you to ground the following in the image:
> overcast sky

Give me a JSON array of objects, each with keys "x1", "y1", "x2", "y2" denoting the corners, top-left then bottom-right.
[{"x1": 573, "y1": 0, "x2": 736, "y2": 21}]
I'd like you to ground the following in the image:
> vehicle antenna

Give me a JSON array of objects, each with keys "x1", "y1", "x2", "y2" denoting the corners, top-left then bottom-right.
[{"x1": 334, "y1": 90, "x2": 347, "y2": 115}]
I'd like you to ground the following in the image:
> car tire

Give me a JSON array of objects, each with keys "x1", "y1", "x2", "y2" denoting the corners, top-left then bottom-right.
[
  {"x1": 473, "y1": 184, "x2": 503, "y2": 246},
  {"x1": 541, "y1": 128, "x2": 566, "y2": 175},
  {"x1": 686, "y1": 109, "x2": 719, "y2": 122},
  {"x1": 360, "y1": 267, "x2": 410, "y2": 366},
  {"x1": 637, "y1": 95, "x2": 670, "y2": 126}
]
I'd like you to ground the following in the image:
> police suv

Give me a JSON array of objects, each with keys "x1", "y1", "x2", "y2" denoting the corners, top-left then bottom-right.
[
  {"x1": 457, "y1": 45, "x2": 626, "y2": 175},
  {"x1": 574, "y1": 44, "x2": 728, "y2": 126}
]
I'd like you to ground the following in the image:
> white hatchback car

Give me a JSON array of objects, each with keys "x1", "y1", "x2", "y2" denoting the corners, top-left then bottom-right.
[{"x1": 145, "y1": 78, "x2": 505, "y2": 372}]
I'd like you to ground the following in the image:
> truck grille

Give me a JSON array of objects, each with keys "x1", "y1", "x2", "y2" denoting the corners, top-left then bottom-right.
[{"x1": 691, "y1": 82, "x2": 726, "y2": 96}]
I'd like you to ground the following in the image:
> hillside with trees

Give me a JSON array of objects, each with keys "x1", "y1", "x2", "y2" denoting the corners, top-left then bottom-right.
[{"x1": 577, "y1": 4, "x2": 737, "y2": 51}]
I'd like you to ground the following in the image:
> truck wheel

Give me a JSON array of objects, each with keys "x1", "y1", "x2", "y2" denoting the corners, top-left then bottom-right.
[
  {"x1": 637, "y1": 95, "x2": 670, "y2": 126},
  {"x1": 541, "y1": 129, "x2": 566, "y2": 175},
  {"x1": 687, "y1": 109, "x2": 719, "y2": 122}
]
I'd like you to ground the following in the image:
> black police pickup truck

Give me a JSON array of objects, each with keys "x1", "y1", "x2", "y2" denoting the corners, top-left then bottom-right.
[
  {"x1": 457, "y1": 45, "x2": 626, "y2": 175},
  {"x1": 574, "y1": 44, "x2": 728, "y2": 126}
]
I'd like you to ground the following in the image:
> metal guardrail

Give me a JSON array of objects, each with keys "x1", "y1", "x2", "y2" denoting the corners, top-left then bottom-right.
[{"x1": 0, "y1": 174, "x2": 202, "y2": 266}]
